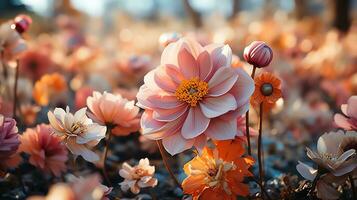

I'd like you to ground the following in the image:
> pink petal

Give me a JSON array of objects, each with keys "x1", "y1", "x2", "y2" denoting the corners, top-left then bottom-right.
[
  {"x1": 162, "y1": 132, "x2": 194, "y2": 155},
  {"x1": 204, "y1": 44, "x2": 232, "y2": 75},
  {"x1": 208, "y1": 67, "x2": 238, "y2": 97},
  {"x1": 193, "y1": 134, "x2": 207, "y2": 154},
  {"x1": 154, "y1": 65, "x2": 178, "y2": 93},
  {"x1": 141, "y1": 111, "x2": 166, "y2": 135},
  {"x1": 229, "y1": 68, "x2": 255, "y2": 108},
  {"x1": 181, "y1": 107, "x2": 210, "y2": 139},
  {"x1": 146, "y1": 94, "x2": 183, "y2": 109},
  {"x1": 178, "y1": 48, "x2": 199, "y2": 79},
  {"x1": 153, "y1": 104, "x2": 188, "y2": 122},
  {"x1": 165, "y1": 64, "x2": 184, "y2": 85},
  {"x1": 347, "y1": 96, "x2": 357, "y2": 119},
  {"x1": 204, "y1": 118, "x2": 237, "y2": 140},
  {"x1": 334, "y1": 114, "x2": 352, "y2": 130},
  {"x1": 197, "y1": 51, "x2": 212, "y2": 81},
  {"x1": 200, "y1": 94, "x2": 237, "y2": 118}
]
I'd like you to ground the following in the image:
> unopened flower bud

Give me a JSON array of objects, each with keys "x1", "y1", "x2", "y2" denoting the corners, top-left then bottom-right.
[
  {"x1": 12, "y1": 14, "x2": 32, "y2": 34},
  {"x1": 243, "y1": 41, "x2": 273, "y2": 68}
]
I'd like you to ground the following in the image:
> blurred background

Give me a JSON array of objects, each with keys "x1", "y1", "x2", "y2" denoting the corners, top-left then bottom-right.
[{"x1": 0, "y1": 1, "x2": 357, "y2": 198}]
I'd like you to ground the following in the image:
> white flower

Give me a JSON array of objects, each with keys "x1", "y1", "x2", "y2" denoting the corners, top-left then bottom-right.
[
  {"x1": 48, "y1": 106, "x2": 106, "y2": 162},
  {"x1": 305, "y1": 130, "x2": 357, "y2": 176},
  {"x1": 119, "y1": 158, "x2": 158, "y2": 194}
]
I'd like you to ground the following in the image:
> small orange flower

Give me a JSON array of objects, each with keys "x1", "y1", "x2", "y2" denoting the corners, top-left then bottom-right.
[
  {"x1": 182, "y1": 138, "x2": 254, "y2": 200},
  {"x1": 251, "y1": 72, "x2": 282, "y2": 109},
  {"x1": 33, "y1": 73, "x2": 67, "y2": 106}
]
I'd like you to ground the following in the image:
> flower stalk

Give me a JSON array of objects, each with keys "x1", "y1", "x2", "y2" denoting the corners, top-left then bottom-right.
[
  {"x1": 103, "y1": 127, "x2": 112, "y2": 186},
  {"x1": 156, "y1": 140, "x2": 182, "y2": 190},
  {"x1": 257, "y1": 102, "x2": 265, "y2": 197},
  {"x1": 245, "y1": 65, "x2": 257, "y2": 156},
  {"x1": 13, "y1": 60, "x2": 19, "y2": 118}
]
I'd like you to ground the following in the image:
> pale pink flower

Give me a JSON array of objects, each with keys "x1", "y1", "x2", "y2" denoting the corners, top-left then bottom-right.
[
  {"x1": 136, "y1": 37, "x2": 255, "y2": 155},
  {"x1": 0, "y1": 115, "x2": 21, "y2": 171},
  {"x1": 47, "y1": 107, "x2": 106, "y2": 162},
  {"x1": 236, "y1": 115, "x2": 257, "y2": 140},
  {"x1": 158, "y1": 32, "x2": 182, "y2": 48},
  {"x1": 299, "y1": 130, "x2": 357, "y2": 177},
  {"x1": 0, "y1": 21, "x2": 27, "y2": 61},
  {"x1": 75, "y1": 86, "x2": 94, "y2": 110},
  {"x1": 28, "y1": 174, "x2": 111, "y2": 200},
  {"x1": 20, "y1": 124, "x2": 68, "y2": 176},
  {"x1": 334, "y1": 96, "x2": 357, "y2": 131},
  {"x1": 66, "y1": 174, "x2": 112, "y2": 200},
  {"x1": 87, "y1": 91, "x2": 140, "y2": 136},
  {"x1": 119, "y1": 158, "x2": 158, "y2": 194}
]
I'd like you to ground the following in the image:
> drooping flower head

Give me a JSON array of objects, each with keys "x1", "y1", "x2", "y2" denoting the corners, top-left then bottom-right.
[
  {"x1": 182, "y1": 138, "x2": 254, "y2": 199},
  {"x1": 20, "y1": 124, "x2": 68, "y2": 176},
  {"x1": 243, "y1": 41, "x2": 273, "y2": 68},
  {"x1": 0, "y1": 21, "x2": 27, "y2": 61},
  {"x1": 86, "y1": 91, "x2": 140, "y2": 136},
  {"x1": 47, "y1": 107, "x2": 106, "y2": 162},
  {"x1": 119, "y1": 158, "x2": 158, "y2": 194},
  {"x1": 251, "y1": 72, "x2": 282, "y2": 110},
  {"x1": 136, "y1": 37, "x2": 255, "y2": 155},
  {"x1": 33, "y1": 73, "x2": 67, "y2": 106},
  {"x1": 0, "y1": 115, "x2": 21, "y2": 171},
  {"x1": 334, "y1": 96, "x2": 357, "y2": 131}
]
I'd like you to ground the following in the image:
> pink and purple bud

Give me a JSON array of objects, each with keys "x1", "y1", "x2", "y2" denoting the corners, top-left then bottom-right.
[
  {"x1": 243, "y1": 41, "x2": 273, "y2": 68},
  {"x1": 12, "y1": 15, "x2": 32, "y2": 34}
]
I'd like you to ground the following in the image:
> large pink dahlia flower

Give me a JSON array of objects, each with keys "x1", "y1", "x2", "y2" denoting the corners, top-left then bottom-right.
[{"x1": 136, "y1": 38, "x2": 255, "y2": 155}]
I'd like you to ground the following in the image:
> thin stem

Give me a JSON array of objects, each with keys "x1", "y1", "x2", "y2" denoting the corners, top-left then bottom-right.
[
  {"x1": 245, "y1": 112, "x2": 252, "y2": 155},
  {"x1": 103, "y1": 129, "x2": 112, "y2": 186},
  {"x1": 349, "y1": 175, "x2": 356, "y2": 200},
  {"x1": 309, "y1": 171, "x2": 320, "y2": 196},
  {"x1": 257, "y1": 103, "x2": 264, "y2": 197},
  {"x1": 251, "y1": 66, "x2": 257, "y2": 78},
  {"x1": 13, "y1": 60, "x2": 19, "y2": 118},
  {"x1": 156, "y1": 140, "x2": 182, "y2": 190},
  {"x1": 245, "y1": 66, "x2": 257, "y2": 156}
]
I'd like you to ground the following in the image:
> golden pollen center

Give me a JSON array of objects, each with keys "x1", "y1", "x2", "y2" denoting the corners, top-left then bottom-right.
[{"x1": 175, "y1": 77, "x2": 208, "y2": 107}]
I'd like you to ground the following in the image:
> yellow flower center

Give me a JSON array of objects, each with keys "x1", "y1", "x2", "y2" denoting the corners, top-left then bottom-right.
[
  {"x1": 175, "y1": 77, "x2": 208, "y2": 106},
  {"x1": 70, "y1": 122, "x2": 87, "y2": 136}
]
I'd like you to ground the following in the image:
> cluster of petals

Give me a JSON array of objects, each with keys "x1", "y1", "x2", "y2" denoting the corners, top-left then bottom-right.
[
  {"x1": 0, "y1": 21, "x2": 27, "y2": 61},
  {"x1": 29, "y1": 174, "x2": 111, "y2": 200},
  {"x1": 182, "y1": 138, "x2": 254, "y2": 199},
  {"x1": 136, "y1": 37, "x2": 254, "y2": 155},
  {"x1": 33, "y1": 73, "x2": 67, "y2": 106},
  {"x1": 48, "y1": 107, "x2": 106, "y2": 162},
  {"x1": 87, "y1": 91, "x2": 140, "y2": 136},
  {"x1": 20, "y1": 124, "x2": 68, "y2": 176},
  {"x1": 297, "y1": 130, "x2": 357, "y2": 199},
  {"x1": 119, "y1": 158, "x2": 158, "y2": 194},
  {"x1": 0, "y1": 115, "x2": 21, "y2": 171},
  {"x1": 334, "y1": 95, "x2": 357, "y2": 131}
]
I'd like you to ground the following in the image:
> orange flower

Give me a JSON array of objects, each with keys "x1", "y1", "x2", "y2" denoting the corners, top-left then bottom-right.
[
  {"x1": 251, "y1": 72, "x2": 282, "y2": 109},
  {"x1": 182, "y1": 138, "x2": 254, "y2": 200},
  {"x1": 33, "y1": 73, "x2": 67, "y2": 106}
]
